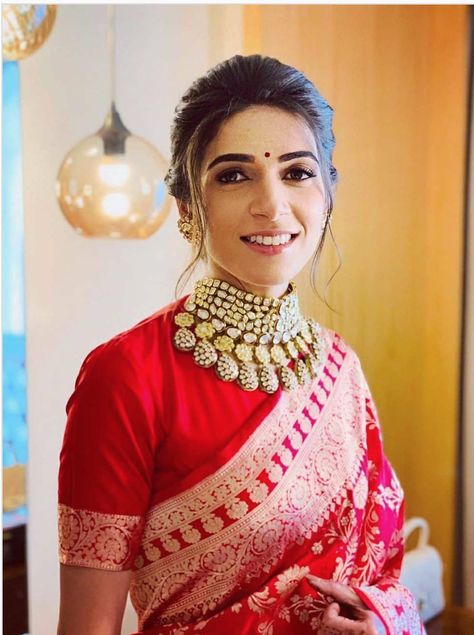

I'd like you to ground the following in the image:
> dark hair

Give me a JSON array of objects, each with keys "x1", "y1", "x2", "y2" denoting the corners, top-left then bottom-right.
[{"x1": 165, "y1": 54, "x2": 340, "y2": 302}]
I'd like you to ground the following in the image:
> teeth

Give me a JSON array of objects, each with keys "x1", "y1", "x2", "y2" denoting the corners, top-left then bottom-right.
[{"x1": 246, "y1": 233, "x2": 292, "y2": 246}]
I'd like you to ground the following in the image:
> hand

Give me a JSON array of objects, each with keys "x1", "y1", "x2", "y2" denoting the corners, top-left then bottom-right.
[{"x1": 306, "y1": 575, "x2": 386, "y2": 635}]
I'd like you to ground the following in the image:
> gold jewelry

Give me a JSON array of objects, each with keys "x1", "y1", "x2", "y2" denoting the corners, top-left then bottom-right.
[
  {"x1": 173, "y1": 277, "x2": 327, "y2": 393},
  {"x1": 177, "y1": 213, "x2": 200, "y2": 246}
]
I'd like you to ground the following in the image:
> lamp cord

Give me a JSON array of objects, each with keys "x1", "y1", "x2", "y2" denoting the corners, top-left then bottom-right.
[{"x1": 107, "y1": 4, "x2": 116, "y2": 107}]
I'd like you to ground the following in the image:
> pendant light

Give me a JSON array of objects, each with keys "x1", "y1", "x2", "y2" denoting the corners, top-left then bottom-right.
[
  {"x1": 56, "y1": 5, "x2": 171, "y2": 239},
  {"x1": 2, "y1": 4, "x2": 57, "y2": 61}
]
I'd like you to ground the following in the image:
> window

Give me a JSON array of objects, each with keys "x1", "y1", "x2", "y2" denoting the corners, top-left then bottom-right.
[{"x1": 3, "y1": 60, "x2": 28, "y2": 528}]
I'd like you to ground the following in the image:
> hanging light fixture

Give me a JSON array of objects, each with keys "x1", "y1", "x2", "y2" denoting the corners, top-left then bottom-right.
[
  {"x1": 56, "y1": 5, "x2": 171, "y2": 239},
  {"x1": 2, "y1": 4, "x2": 57, "y2": 61}
]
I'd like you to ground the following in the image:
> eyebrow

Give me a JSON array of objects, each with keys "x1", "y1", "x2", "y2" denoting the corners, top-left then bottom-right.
[{"x1": 206, "y1": 150, "x2": 319, "y2": 171}]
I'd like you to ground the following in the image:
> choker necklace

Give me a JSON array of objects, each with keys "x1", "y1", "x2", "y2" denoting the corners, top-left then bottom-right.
[{"x1": 173, "y1": 277, "x2": 326, "y2": 393}]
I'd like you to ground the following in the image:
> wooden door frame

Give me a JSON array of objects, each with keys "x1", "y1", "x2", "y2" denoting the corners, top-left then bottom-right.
[{"x1": 460, "y1": 5, "x2": 474, "y2": 610}]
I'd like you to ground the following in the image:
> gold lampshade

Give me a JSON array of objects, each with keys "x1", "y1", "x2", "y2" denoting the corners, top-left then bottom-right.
[
  {"x1": 56, "y1": 104, "x2": 171, "y2": 239},
  {"x1": 2, "y1": 4, "x2": 57, "y2": 61}
]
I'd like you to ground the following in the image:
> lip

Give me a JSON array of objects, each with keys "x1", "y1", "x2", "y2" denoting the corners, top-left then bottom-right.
[
  {"x1": 240, "y1": 231, "x2": 299, "y2": 255},
  {"x1": 240, "y1": 230, "x2": 299, "y2": 238}
]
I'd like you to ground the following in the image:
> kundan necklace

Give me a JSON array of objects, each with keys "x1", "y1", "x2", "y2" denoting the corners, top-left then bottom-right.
[{"x1": 173, "y1": 277, "x2": 326, "y2": 393}]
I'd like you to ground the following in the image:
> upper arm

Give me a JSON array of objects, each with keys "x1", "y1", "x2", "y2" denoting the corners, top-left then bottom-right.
[
  {"x1": 58, "y1": 564, "x2": 131, "y2": 635},
  {"x1": 57, "y1": 343, "x2": 159, "y2": 631}
]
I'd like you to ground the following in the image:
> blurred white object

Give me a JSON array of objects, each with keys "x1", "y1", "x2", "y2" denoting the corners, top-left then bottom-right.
[
  {"x1": 122, "y1": 595, "x2": 137, "y2": 634},
  {"x1": 400, "y1": 517, "x2": 445, "y2": 623}
]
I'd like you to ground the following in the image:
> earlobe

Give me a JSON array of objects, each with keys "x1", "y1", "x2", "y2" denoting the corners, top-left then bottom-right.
[
  {"x1": 176, "y1": 200, "x2": 201, "y2": 247},
  {"x1": 176, "y1": 199, "x2": 189, "y2": 218}
]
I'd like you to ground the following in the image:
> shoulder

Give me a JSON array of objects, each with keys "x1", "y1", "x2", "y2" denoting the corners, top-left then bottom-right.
[
  {"x1": 316, "y1": 323, "x2": 362, "y2": 368},
  {"x1": 75, "y1": 297, "x2": 186, "y2": 386},
  {"x1": 315, "y1": 323, "x2": 373, "y2": 404}
]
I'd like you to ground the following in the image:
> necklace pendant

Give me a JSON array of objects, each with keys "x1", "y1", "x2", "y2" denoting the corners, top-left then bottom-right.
[
  {"x1": 195, "y1": 322, "x2": 215, "y2": 339},
  {"x1": 193, "y1": 340, "x2": 218, "y2": 368},
  {"x1": 308, "y1": 319, "x2": 321, "y2": 340},
  {"x1": 238, "y1": 362, "x2": 259, "y2": 391},
  {"x1": 173, "y1": 327, "x2": 196, "y2": 351},
  {"x1": 300, "y1": 321, "x2": 312, "y2": 343},
  {"x1": 305, "y1": 353, "x2": 320, "y2": 377},
  {"x1": 295, "y1": 335, "x2": 309, "y2": 354},
  {"x1": 259, "y1": 364, "x2": 279, "y2": 394},
  {"x1": 285, "y1": 340, "x2": 299, "y2": 360},
  {"x1": 174, "y1": 312, "x2": 195, "y2": 328},
  {"x1": 295, "y1": 358, "x2": 311, "y2": 385},
  {"x1": 255, "y1": 344, "x2": 270, "y2": 364},
  {"x1": 215, "y1": 353, "x2": 239, "y2": 382},
  {"x1": 279, "y1": 366, "x2": 298, "y2": 392},
  {"x1": 235, "y1": 343, "x2": 253, "y2": 362}
]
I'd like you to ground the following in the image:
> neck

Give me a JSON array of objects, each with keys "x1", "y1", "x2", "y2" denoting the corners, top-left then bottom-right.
[{"x1": 206, "y1": 264, "x2": 290, "y2": 299}]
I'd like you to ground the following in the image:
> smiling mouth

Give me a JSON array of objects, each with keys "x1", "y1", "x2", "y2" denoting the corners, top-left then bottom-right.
[{"x1": 240, "y1": 233, "x2": 299, "y2": 246}]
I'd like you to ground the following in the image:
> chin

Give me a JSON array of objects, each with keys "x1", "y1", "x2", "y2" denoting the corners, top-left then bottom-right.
[
  {"x1": 210, "y1": 253, "x2": 300, "y2": 293},
  {"x1": 236, "y1": 269, "x2": 295, "y2": 289}
]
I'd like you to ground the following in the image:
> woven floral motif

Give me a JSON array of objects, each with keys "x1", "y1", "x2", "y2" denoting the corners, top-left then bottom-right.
[{"x1": 58, "y1": 504, "x2": 144, "y2": 570}]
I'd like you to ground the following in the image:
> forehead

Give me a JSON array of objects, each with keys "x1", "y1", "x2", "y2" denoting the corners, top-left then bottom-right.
[{"x1": 205, "y1": 106, "x2": 317, "y2": 157}]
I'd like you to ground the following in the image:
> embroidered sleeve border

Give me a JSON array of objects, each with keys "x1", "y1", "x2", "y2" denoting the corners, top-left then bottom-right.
[
  {"x1": 58, "y1": 503, "x2": 144, "y2": 571},
  {"x1": 354, "y1": 584, "x2": 427, "y2": 635}
]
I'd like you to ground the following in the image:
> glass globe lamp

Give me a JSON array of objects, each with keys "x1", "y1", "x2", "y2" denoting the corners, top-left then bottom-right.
[
  {"x1": 2, "y1": 4, "x2": 57, "y2": 61},
  {"x1": 56, "y1": 104, "x2": 171, "y2": 239}
]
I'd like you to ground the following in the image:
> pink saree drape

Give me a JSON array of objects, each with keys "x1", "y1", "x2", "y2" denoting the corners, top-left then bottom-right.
[{"x1": 129, "y1": 335, "x2": 425, "y2": 634}]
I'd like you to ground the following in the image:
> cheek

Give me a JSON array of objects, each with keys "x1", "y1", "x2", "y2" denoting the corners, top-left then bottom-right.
[
  {"x1": 299, "y1": 193, "x2": 326, "y2": 228},
  {"x1": 206, "y1": 210, "x2": 233, "y2": 234},
  {"x1": 205, "y1": 211, "x2": 238, "y2": 251},
  {"x1": 205, "y1": 197, "x2": 242, "y2": 233}
]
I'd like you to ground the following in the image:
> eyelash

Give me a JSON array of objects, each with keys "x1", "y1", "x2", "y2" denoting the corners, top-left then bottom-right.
[{"x1": 216, "y1": 166, "x2": 316, "y2": 184}]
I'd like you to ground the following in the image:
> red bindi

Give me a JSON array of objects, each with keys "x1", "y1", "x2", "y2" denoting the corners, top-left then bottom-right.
[{"x1": 264, "y1": 152, "x2": 271, "y2": 158}]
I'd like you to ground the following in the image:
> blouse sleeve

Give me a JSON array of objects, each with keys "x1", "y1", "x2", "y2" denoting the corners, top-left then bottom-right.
[
  {"x1": 58, "y1": 340, "x2": 159, "y2": 571},
  {"x1": 351, "y1": 364, "x2": 426, "y2": 635}
]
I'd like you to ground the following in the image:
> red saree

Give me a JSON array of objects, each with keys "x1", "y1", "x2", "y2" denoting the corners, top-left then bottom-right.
[{"x1": 58, "y1": 298, "x2": 425, "y2": 634}]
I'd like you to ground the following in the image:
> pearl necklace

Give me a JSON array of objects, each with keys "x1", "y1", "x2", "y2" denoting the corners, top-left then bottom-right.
[{"x1": 173, "y1": 277, "x2": 326, "y2": 393}]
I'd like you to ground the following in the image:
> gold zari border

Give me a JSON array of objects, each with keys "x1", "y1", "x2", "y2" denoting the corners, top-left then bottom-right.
[{"x1": 58, "y1": 503, "x2": 144, "y2": 571}]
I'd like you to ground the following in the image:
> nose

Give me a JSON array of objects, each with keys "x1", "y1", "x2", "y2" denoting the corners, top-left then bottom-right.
[{"x1": 248, "y1": 175, "x2": 290, "y2": 221}]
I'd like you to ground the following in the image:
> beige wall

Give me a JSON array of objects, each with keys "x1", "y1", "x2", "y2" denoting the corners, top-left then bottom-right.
[
  {"x1": 21, "y1": 6, "x2": 216, "y2": 633},
  {"x1": 243, "y1": 5, "x2": 468, "y2": 601}
]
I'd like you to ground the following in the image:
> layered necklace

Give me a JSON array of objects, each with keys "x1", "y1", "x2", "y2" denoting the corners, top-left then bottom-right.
[{"x1": 173, "y1": 277, "x2": 326, "y2": 393}]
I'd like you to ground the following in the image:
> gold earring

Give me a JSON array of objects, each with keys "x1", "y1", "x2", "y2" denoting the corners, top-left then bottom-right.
[{"x1": 177, "y1": 213, "x2": 201, "y2": 246}]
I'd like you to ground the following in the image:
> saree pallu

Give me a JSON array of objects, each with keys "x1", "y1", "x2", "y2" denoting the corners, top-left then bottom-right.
[
  {"x1": 58, "y1": 310, "x2": 425, "y2": 635},
  {"x1": 129, "y1": 336, "x2": 424, "y2": 634}
]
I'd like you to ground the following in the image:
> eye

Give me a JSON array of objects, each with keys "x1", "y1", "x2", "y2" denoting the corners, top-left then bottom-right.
[
  {"x1": 284, "y1": 166, "x2": 316, "y2": 181},
  {"x1": 216, "y1": 169, "x2": 248, "y2": 184}
]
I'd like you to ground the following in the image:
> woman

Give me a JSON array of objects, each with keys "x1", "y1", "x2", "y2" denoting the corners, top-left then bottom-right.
[{"x1": 57, "y1": 55, "x2": 425, "y2": 635}]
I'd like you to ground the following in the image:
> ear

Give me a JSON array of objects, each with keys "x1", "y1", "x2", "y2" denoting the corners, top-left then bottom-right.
[{"x1": 176, "y1": 199, "x2": 190, "y2": 218}]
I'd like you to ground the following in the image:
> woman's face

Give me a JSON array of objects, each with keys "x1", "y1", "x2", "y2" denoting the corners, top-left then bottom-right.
[{"x1": 198, "y1": 105, "x2": 328, "y2": 297}]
